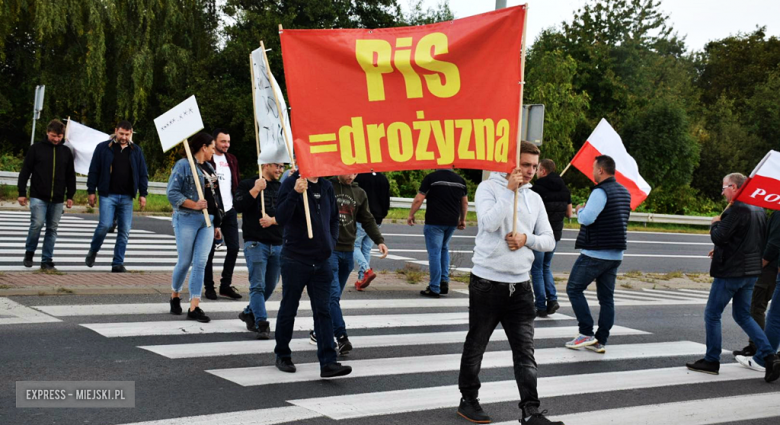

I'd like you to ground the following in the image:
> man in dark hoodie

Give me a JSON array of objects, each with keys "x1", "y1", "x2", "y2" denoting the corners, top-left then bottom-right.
[
  {"x1": 309, "y1": 173, "x2": 388, "y2": 355},
  {"x1": 273, "y1": 169, "x2": 352, "y2": 378},
  {"x1": 530, "y1": 159, "x2": 572, "y2": 317},
  {"x1": 18, "y1": 119, "x2": 76, "y2": 270},
  {"x1": 353, "y1": 171, "x2": 390, "y2": 290}
]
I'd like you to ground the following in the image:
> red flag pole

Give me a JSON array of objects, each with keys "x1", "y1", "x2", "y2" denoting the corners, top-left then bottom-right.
[{"x1": 512, "y1": 4, "x2": 529, "y2": 235}]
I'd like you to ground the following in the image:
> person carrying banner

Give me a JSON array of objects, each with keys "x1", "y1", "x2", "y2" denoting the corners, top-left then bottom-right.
[
  {"x1": 733, "y1": 210, "x2": 779, "y2": 358},
  {"x1": 273, "y1": 170, "x2": 352, "y2": 378},
  {"x1": 530, "y1": 159, "x2": 572, "y2": 317},
  {"x1": 687, "y1": 173, "x2": 780, "y2": 382},
  {"x1": 166, "y1": 132, "x2": 224, "y2": 323},
  {"x1": 85, "y1": 120, "x2": 149, "y2": 272},
  {"x1": 309, "y1": 173, "x2": 389, "y2": 354},
  {"x1": 353, "y1": 171, "x2": 391, "y2": 290},
  {"x1": 18, "y1": 119, "x2": 76, "y2": 271},
  {"x1": 203, "y1": 128, "x2": 242, "y2": 300},
  {"x1": 235, "y1": 163, "x2": 282, "y2": 339},
  {"x1": 408, "y1": 169, "x2": 468, "y2": 297},
  {"x1": 564, "y1": 155, "x2": 630, "y2": 354},
  {"x1": 457, "y1": 141, "x2": 559, "y2": 425}
]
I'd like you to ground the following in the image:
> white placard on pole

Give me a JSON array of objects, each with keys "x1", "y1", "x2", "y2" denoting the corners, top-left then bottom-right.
[
  {"x1": 154, "y1": 95, "x2": 204, "y2": 153},
  {"x1": 251, "y1": 48, "x2": 293, "y2": 165}
]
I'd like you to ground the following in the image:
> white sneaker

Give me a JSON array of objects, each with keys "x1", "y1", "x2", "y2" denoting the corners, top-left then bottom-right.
[
  {"x1": 735, "y1": 355, "x2": 765, "y2": 372},
  {"x1": 565, "y1": 334, "x2": 597, "y2": 349},
  {"x1": 585, "y1": 343, "x2": 606, "y2": 354}
]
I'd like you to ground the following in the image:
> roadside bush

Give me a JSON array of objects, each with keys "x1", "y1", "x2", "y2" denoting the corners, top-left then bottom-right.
[{"x1": 0, "y1": 152, "x2": 25, "y2": 172}]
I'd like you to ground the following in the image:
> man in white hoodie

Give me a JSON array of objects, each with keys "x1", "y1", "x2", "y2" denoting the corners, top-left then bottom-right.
[{"x1": 457, "y1": 141, "x2": 560, "y2": 425}]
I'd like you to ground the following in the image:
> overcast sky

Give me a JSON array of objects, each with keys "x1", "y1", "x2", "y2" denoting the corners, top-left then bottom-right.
[{"x1": 413, "y1": 0, "x2": 779, "y2": 51}]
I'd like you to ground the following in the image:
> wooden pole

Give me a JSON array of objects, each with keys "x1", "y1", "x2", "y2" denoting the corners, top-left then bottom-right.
[
  {"x1": 249, "y1": 52, "x2": 266, "y2": 217},
  {"x1": 512, "y1": 5, "x2": 529, "y2": 235},
  {"x1": 559, "y1": 162, "x2": 572, "y2": 177},
  {"x1": 264, "y1": 34, "x2": 313, "y2": 239},
  {"x1": 182, "y1": 140, "x2": 212, "y2": 227}
]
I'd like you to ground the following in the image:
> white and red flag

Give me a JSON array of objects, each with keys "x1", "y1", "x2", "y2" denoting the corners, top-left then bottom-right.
[
  {"x1": 736, "y1": 150, "x2": 780, "y2": 210},
  {"x1": 570, "y1": 118, "x2": 652, "y2": 210}
]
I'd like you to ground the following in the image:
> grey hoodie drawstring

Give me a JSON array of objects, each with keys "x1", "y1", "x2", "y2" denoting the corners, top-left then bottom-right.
[{"x1": 509, "y1": 282, "x2": 516, "y2": 297}]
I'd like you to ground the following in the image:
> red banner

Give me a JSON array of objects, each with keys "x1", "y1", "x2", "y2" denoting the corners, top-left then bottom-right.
[{"x1": 280, "y1": 6, "x2": 527, "y2": 177}]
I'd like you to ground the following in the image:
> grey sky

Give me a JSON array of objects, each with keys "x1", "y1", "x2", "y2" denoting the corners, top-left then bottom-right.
[{"x1": 413, "y1": 0, "x2": 779, "y2": 51}]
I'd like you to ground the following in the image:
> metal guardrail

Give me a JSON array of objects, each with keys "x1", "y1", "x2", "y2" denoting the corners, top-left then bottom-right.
[{"x1": 4, "y1": 171, "x2": 713, "y2": 226}]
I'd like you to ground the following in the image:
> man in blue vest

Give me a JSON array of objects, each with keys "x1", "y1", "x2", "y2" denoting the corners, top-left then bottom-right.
[{"x1": 564, "y1": 155, "x2": 631, "y2": 354}]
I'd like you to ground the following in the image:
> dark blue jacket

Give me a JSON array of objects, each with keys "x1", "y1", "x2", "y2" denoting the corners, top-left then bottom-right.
[
  {"x1": 574, "y1": 177, "x2": 631, "y2": 251},
  {"x1": 87, "y1": 139, "x2": 149, "y2": 198},
  {"x1": 275, "y1": 171, "x2": 339, "y2": 264}
]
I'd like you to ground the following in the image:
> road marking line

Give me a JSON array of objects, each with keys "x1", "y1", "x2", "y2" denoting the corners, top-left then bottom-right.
[
  {"x1": 208, "y1": 341, "x2": 701, "y2": 387},
  {"x1": 642, "y1": 288, "x2": 710, "y2": 299},
  {"x1": 139, "y1": 325, "x2": 647, "y2": 359},
  {"x1": 118, "y1": 405, "x2": 320, "y2": 425},
  {"x1": 288, "y1": 364, "x2": 755, "y2": 420},
  {"x1": 0, "y1": 297, "x2": 61, "y2": 325},
  {"x1": 678, "y1": 289, "x2": 712, "y2": 295}
]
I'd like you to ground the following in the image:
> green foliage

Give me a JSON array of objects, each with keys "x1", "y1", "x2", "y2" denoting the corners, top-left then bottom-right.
[
  {"x1": 0, "y1": 152, "x2": 25, "y2": 172},
  {"x1": 636, "y1": 185, "x2": 723, "y2": 216}
]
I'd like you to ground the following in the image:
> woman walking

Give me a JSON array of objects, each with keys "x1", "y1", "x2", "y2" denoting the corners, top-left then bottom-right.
[{"x1": 166, "y1": 132, "x2": 224, "y2": 322}]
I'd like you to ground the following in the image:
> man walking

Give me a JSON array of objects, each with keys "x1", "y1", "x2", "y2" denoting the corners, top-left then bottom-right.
[
  {"x1": 235, "y1": 163, "x2": 281, "y2": 339},
  {"x1": 18, "y1": 119, "x2": 76, "y2": 271},
  {"x1": 353, "y1": 171, "x2": 390, "y2": 290},
  {"x1": 457, "y1": 141, "x2": 560, "y2": 425},
  {"x1": 530, "y1": 159, "x2": 572, "y2": 317},
  {"x1": 564, "y1": 155, "x2": 630, "y2": 354},
  {"x1": 85, "y1": 120, "x2": 148, "y2": 272},
  {"x1": 273, "y1": 170, "x2": 352, "y2": 378},
  {"x1": 408, "y1": 169, "x2": 468, "y2": 297},
  {"x1": 204, "y1": 128, "x2": 242, "y2": 299},
  {"x1": 687, "y1": 173, "x2": 780, "y2": 382}
]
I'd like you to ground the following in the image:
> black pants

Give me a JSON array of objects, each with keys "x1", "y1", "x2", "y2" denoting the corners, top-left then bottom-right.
[
  {"x1": 748, "y1": 263, "x2": 779, "y2": 347},
  {"x1": 458, "y1": 273, "x2": 540, "y2": 416},
  {"x1": 205, "y1": 209, "x2": 240, "y2": 290}
]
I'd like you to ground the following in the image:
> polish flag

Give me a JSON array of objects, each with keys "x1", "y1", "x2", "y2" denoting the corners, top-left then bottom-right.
[
  {"x1": 736, "y1": 150, "x2": 780, "y2": 210},
  {"x1": 570, "y1": 119, "x2": 652, "y2": 210}
]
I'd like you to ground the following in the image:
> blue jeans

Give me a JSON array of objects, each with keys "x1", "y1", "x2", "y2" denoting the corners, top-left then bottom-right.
[
  {"x1": 531, "y1": 242, "x2": 558, "y2": 311},
  {"x1": 354, "y1": 223, "x2": 377, "y2": 280},
  {"x1": 171, "y1": 211, "x2": 214, "y2": 300},
  {"x1": 243, "y1": 241, "x2": 282, "y2": 324},
  {"x1": 275, "y1": 255, "x2": 337, "y2": 368},
  {"x1": 704, "y1": 277, "x2": 775, "y2": 364},
  {"x1": 424, "y1": 224, "x2": 456, "y2": 293},
  {"x1": 762, "y1": 274, "x2": 780, "y2": 364},
  {"x1": 90, "y1": 194, "x2": 134, "y2": 266},
  {"x1": 330, "y1": 250, "x2": 354, "y2": 339},
  {"x1": 566, "y1": 254, "x2": 622, "y2": 345},
  {"x1": 25, "y1": 198, "x2": 64, "y2": 263}
]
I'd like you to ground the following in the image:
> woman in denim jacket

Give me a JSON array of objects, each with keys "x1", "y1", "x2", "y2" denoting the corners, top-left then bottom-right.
[{"x1": 166, "y1": 132, "x2": 224, "y2": 322}]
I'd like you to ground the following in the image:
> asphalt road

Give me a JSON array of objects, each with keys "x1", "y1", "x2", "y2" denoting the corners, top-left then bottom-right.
[
  {"x1": 0, "y1": 211, "x2": 713, "y2": 274},
  {"x1": 1, "y1": 290, "x2": 779, "y2": 425}
]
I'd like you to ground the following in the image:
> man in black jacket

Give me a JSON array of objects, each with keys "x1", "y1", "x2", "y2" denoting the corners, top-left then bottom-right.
[
  {"x1": 531, "y1": 159, "x2": 572, "y2": 317},
  {"x1": 353, "y1": 172, "x2": 390, "y2": 290},
  {"x1": 234, "y1": 164, "x2": 281, "y2": 340},
  {"x1": 18, "y1": 120, "x2": 76, "y2": 270},
  {"x1": 686, "y1": 173, "x2": 780, "y2": 383}
]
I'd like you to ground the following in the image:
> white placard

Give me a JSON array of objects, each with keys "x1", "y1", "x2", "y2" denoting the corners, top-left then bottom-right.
[
  {"x1": 64, "y1": 120, "x2": 109, "y2": 175},
  {"x1": 252, "y1": 48, "x2": 293, "y2": 164},
  {"x1": 154, "y1": 96, "x2": 204, "y2": 152}
]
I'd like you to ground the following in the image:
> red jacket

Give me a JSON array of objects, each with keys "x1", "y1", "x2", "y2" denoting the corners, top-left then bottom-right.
[{"x1": 208, "y1": 152, "x2": 240, "y2": 195}]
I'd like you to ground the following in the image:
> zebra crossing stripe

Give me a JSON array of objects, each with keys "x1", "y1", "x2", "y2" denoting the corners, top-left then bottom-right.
[
  {"x1": 0, "y1": 297, "x2": 61, "y2": 325},
  {"x1": 207, "y1": 341, "x2": 705, "y2": 387},
  {"x1": 117, "y1": 405, "x2": 320, "y2": 425},
  {"x1": 81, "y1": 312, "x2": 577, "y2": 338},
  {"x1": 678, "y1": 289, "x2": 711, "y2": 295},
  {"x1": 138, "y1": 326, "x2": 647, "y2": 359},
  {"x1": 642, "y1": 288, "x2": 711, "y2": 299},
  {"x1": 493, "y1": 392, "x2": 780, "y2": 425},
  {"x1": 287, "y1": 364, "x2": 756, "y2": 420}
]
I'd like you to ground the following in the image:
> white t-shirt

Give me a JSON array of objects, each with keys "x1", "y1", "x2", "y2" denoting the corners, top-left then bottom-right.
[{"x1": 212, "y1": 153, "x2": 233, "y2": 212}]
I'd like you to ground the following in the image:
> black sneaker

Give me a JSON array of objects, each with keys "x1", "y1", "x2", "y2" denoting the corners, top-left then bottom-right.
[
  {"x1": 764, "y1": 354, "x2": 780, "y2": 383},
  {"x1": 276, "y1": 357, "x2": 296, "y2": 373},
  {"x1": 111, "y1": 265, "x2": 127, "y2": 273},
  {"x1": 520, "y1": 410, "x2": 564, "y2": 425},
  {"x1": 85, "y1": 250, "x2": 97, "y2": 268},
  {"x1": 23, "y1": 251, "x2": 34, "y2": 268},
  {"x1": 40, "y1": 262, "x2": 57, "y2": 272},
  {"x1": 320, "y1": 362, "x2": 352, "y2": 378},
  {"x1": 170, "y1": 297, "x2": 182, "y2": 315},
  {"x1": 733, "y1": 343, "x2": 757, "y2": 357},
  {"x1": 440, "y1": 281, "x2": 449, "y2": 295},
  {"x1": 204, "y1": 287, "x2": 217, "y2": 300},
  {"x1": 309, "y1": 330, "x2": 317, "y2": 345},
  {"x1": 187, "y1": 307, "x2": 210, "y2": 323},
  {"x1": 535, "y1": 310, "x2": 548, "y2": 318},
  {"x1": 337, "y1": 335, "x2": 352, "y2": 356},
  {"x1": 546, "y1": 300, "x2": 560, "y2": 315},
  {"x1": 457, "y1": 397, "x2": 491, "y2": 423},
  {"x1": 238, "y1": 311, "x2": 255, "y2": 331},
  {"x1": 255, "y1": 320, "x2": 271, "y2": 340},
  {"x1": 686, "y1": 358, "x2": 720, "y2": 375},
  {"x1": 219, "y1": 285, "x2": 242, "y2": 299},
  {"x1": 420, "y1": 287, "x2": 440, "y2": 298}
]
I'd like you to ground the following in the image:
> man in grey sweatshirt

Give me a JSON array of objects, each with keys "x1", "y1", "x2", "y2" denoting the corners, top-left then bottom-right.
[{"x1": 457, "y1": 141, "x2": 560, "y2": 425}]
